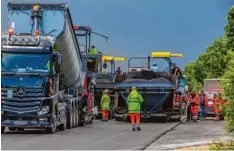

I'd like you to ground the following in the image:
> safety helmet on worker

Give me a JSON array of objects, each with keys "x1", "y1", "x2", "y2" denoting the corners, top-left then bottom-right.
[{"x1": 103, "y1": 89, "x2": 109, "y2": 94}]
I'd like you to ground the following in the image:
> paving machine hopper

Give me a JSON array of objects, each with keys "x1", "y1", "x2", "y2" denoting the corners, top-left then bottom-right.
[{"x1": 114, "y1": 52, "x2": 186, "y2": 122}]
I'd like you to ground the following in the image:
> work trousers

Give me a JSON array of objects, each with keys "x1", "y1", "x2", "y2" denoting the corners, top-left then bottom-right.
[
  {"x1": 199, "y1": 105, "x2": 205, "y2": 119},
  {"x1": 102, "y1": 110, "x2": 109, "y2": 119},
  {"x1": 129, "y1": 113, "x2": 140, "y2": 127},
  {"x1": 187, "y1": 106, "x2": 191, "y2": 121}
]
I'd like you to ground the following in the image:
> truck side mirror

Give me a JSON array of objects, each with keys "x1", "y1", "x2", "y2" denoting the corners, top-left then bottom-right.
[{"x1": 52, "y1": 54, "x2": 61, "y2": 75}]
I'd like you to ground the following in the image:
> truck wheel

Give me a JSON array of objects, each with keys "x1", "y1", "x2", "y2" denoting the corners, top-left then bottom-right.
[
  {"x1": 78, "y1": 111, "x2": 85, "y2": 126},
  {"x1": 46, "y1": 118, "x2": 56, "y2": 134},
  {"x1": 8, "y1": 127, "x2": 17, "y2": 131},
  {"x1": 59, "y1": 113, "x2": 67, "y2": 131},
  {"x1": 1, "y1": 126, "x2": 5, "y2": 134},
  {"x1": 72, "y1": 107, "x2": 76, "y2": 128},
  {"x1": 17, "y1": 128, "x2": 24, "y2": 131},
  {"x1": 67, "y1": 111, "x2": 73, "y2": 129},
  {"x1": 74, "y1": 107, "x2": 79, "y2": 127},
  {"x1": 46, "y1": 125, "x2": 56, "y2": 134}
]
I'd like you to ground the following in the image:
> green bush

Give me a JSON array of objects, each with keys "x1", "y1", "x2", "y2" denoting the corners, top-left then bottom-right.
[{"x1": 209, "y1": 141, "x2": 234, "y2": 150}]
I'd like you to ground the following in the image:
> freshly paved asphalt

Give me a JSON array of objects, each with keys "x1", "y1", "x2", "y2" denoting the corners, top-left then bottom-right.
[
  {"x1": 146, "y1": 120, "x2": 234, "y2": 150},
  {"x1": 1, "y1": 120, "x2": 179, "y2": 150}
]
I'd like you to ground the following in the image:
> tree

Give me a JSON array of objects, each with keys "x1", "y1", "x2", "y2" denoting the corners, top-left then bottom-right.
[
  {"x1": 183, "y1": 5, "x2": 234, "y2": 132},
  {"x1": 222, "y1": 51, "x2": 234, "y2": 132}
]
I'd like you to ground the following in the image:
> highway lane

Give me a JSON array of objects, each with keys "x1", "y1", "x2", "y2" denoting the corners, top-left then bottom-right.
[
  {"x1": 1, "y1": 120, "x2": 179, "y2": 150},
  {"x1": 146, "y1": 120, "x2": 234, "y2": 150}
]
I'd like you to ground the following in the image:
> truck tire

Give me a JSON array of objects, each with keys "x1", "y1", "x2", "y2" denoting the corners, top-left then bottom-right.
[
  {"x1": 46, "y1": 118, "x2": 56, "y2": 134},
  {"x1": 67, "y1": 111, "x2": 73, "y2": 129},
  {"x1": 74, "y1": 106, "x2": 79, "y2": 127},
  {"x1": 8, "y1": 127, "x2": 17, "y2": 131},
  {"x1": 59, "y1": 113, "x2": 67, "y2": 131},
  {"x1": 72, "y1": 106, "x2": 76, "y2": 128},
  {"x1": 78, "y1": 111, "x2": 85, "y2": 126},
  {"x1": 1, "y1": 126, "x2": 5, "y2": 134}
]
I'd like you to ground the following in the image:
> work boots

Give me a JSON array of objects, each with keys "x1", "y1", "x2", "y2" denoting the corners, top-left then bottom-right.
[
  {"x1": 132, "y1": 125, "x2": 141, "y2": 131},
  {"x1": 137, "y1": 127, "x2": 142, "y2": 131}
]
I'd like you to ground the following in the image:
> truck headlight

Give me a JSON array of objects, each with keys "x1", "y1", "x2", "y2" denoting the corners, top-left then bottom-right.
[{"x1": 37, "y1": 106, "x2": 49, "y2": 115}]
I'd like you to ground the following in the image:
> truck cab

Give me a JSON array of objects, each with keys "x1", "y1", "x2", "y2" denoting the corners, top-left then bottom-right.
[{"x1": 1, "y1": 32, "x2": 66, "y2": 133}]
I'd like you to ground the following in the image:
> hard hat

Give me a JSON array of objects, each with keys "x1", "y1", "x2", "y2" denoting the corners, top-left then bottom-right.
[
  {"x1": 132, "y1": 87, "x2": 136, "y2": 90},
  {"x1": 103, "y1": 89, "x2": 109, "y2": 93}
]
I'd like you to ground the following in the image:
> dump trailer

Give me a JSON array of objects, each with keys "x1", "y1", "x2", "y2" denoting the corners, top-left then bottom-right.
[
  {"x1": 94, "y1": 56, "x2": 126, "y2": 119},
  {"x1": 1, "y1": 3, "x2": 96, "y2": 134},
  {"x1": 114, "y1": 52, "x2": 186, "y2": 122}
]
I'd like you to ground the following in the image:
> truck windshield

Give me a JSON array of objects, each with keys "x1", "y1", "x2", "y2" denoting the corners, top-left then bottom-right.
[{"x1": 1, "y1": 53, "x2": 50, "y2": 73}]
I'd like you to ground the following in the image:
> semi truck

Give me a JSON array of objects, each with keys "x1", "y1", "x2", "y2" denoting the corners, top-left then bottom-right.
[{"x1": 1, "y1": 2, "x2": 96, "y2": 134}]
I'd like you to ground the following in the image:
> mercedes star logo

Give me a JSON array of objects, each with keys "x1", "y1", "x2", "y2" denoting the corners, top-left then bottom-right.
[{"x1": 16, "y1": 86, "x2": 26, "y2": 97}]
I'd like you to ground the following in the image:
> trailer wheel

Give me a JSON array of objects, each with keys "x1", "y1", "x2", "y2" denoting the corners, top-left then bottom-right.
[
  {"x1": 59, "y1": 113, "x2": 67, "y2": 131},
  {"x1": 72, "y1": 106, "x2": 76, "y2": 128},
  {"x1": 8, "y1": 127, "x2": 17, "y2": 131},
  {"x1": 74, "y1": 106, "x2": 79, "y2": 127},
  {"x1": 78, "y1": 111, "x2": 85, "y2": 126},
  {"x1": 67, "y1": 110, "x2": 73, "y2": 129},
  {"x1": 17, "y1": 128, "x2": 24, "y2": 131},
  {"x1": 1, "y1": 126, "x2": 5, "y2": 134}
]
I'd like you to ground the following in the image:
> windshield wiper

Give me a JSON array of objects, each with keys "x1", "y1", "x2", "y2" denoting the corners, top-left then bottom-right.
[
  {"x1": 27, "y1": 72, "x2": 46, "y2": 78},
  {"x1": 1, "y1": 71, "x2": 20, "y2": 77}
]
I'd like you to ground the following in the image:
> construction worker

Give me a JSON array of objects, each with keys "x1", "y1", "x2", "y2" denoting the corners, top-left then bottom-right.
[
  {"x1": 188, "y1": 92, "x2": 199, "y2": 122},
  {"x1": 115, "y1": 67, "x2": 122, "y2": 75},
  {"x1": 198, "y1": 90, "x2": 208, "y2": 121},
  {"x1": 88, "y1": 45, "x2": 99, "y2": 71},
  {"x1": 126, "y1": 87, "x2": 144, "y2": 131},
  {"x1": 101, "y1": 89, "x2": 111, "y2": 121},
  {"x1": 150, "y1": 63, "x2": 159, "y2": 72},
  {"x1": 172, "y1": 63, "x2": 182, "y2": 76},
  {"x1": 213, "y1": 94, "x2": 223, "y2": 121}
]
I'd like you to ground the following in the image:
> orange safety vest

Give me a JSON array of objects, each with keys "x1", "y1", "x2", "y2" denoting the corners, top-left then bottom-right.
[{"x1": 213, "y1": 97, "x2": 222, "y2": 112}]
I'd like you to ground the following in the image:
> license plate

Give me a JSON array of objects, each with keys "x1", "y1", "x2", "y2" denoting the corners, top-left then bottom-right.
[{"x1": 14, "y1": 121, "x2": 27, "y2": 125}]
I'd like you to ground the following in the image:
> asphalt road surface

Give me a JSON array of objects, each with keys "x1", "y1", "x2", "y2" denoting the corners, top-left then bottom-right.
[
  {"x1": 146, "y1": 120, "x2": 234, "y2": 150},
  {"x1": 1, "y1": 120, "x2": 179, "y2": 150}
]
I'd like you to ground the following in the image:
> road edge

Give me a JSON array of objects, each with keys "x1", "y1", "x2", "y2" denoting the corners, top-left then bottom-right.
[
  {"x1": 136, "y1": 118, "x2": 185, "y2": 150},
  {"x1": 167, "y1": 138, "x2": 234, "y2": 150}
]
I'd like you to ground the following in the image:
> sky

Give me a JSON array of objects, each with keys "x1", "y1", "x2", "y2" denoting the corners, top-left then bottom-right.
[{"x1": 1, "y1": 0, "x2": 234, "y2": 72}]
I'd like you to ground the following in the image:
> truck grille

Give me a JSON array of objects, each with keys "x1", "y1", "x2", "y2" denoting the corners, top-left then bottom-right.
[{"x1": 1, "y1": 88, "x2": 44, "y2": 113}]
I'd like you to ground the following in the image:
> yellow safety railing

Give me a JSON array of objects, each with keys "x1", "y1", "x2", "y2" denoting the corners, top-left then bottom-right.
[
  {"x1": 151, "y1": 52, "x2": 183, "y2": 58},
  {"x1": 102, "y1": 56, "x2": 126, "y2": 62}
]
